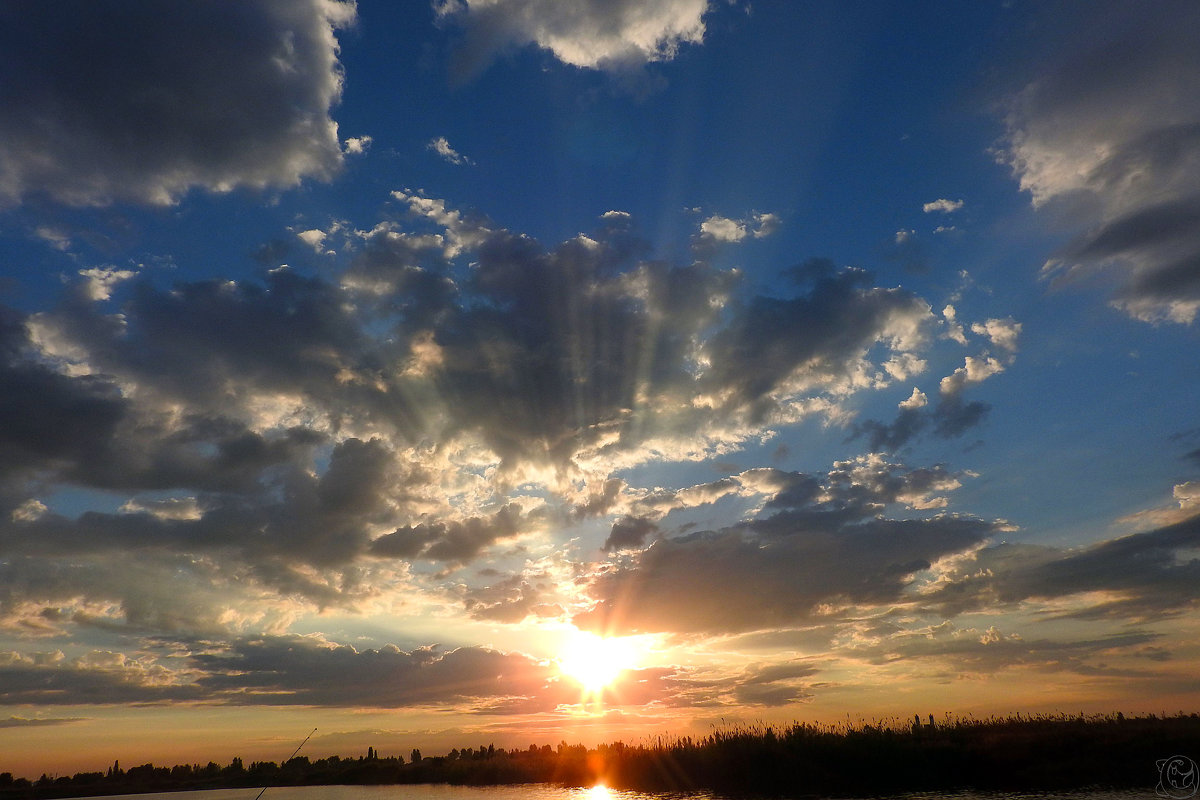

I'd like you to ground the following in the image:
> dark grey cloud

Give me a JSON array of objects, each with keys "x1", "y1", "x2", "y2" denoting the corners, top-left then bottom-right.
[
  {"x1": 847, "y1": 621, "x2": 1163, "y2": 678},
  {"x1": 0, "y1": 716, "x2": 84, "y2": 728},
  {"x1": 572, "y1": 478, "x2": 627, "y2": 519},
  {"x1": 0, "y1": 436, "x2": 429, "y2": 619},
  {"x1": 0, "y1": 302, "x2": 325, "y2": 498},
  {"x1": 0, "y1": 650, "x2": 205, "y2": 705},
  {"x1": 341, "y1": 229, "x2": 460, "y2": 327},
  {"x1": 0, "y1": 636, "x2": 572, "y2": 709},
  {"x1": 731, "y1": 661, "x2": 818, "y2": 706},
  {"x1": 370, "y1": 504, "x2": 526, "y2": 565},
  {"x1": 418, "y1": 227, "x2": 737, "y2": 468},
  {"x1": 925, "y1": 512, "x2": 1200, "y2": 621},
  {"x1": 853, "y1": 318, "x2": 1018, "y2": 453},
  {"x1": 855, "y1": 395, "x2": 990, "y2": 452},
  {"x1": 702, "y1": 259, "x2": 930, "y2": 421},
  {"x1": 603, "y1": 516, "x2": 659, "y2": 552},
  {"x1": 1, "y1": 437, "x2": 402, "y2": 567},
  {"x1": 27, "y1": 206, "x2": 935, "y2": 484},
  {"x1": 577, "y1": 460, "x2": 1001, "y2": 635},
  {"x1": 63, "y1": 270, "x2": 390, "y2": 423},
  {"x1": 1001, "y1": 0, "x2": 1200, "y2": 323},
  {"x1": 0, "y1": 549, "x2": 352, "y2": 637},
  {"x1": 0, "y1": 307, "x2": 127, "y2": 501},
  {"x1": 0, "y1": 199, "x2": 970, "y2": 645},
  {"x1": 461, "y1": 571, "x2": 565, "y2": 624},
  {"x1": 192, "y1": 636, "x2": 553, "y2": 707},
  {"x1": 0, "y1": 0, "x2": 355, "y2": 207}
]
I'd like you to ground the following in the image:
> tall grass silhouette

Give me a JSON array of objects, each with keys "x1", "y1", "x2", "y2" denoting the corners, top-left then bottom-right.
[{"x1": 4, "y1": 712, "x2": 1198, "y2": 798}]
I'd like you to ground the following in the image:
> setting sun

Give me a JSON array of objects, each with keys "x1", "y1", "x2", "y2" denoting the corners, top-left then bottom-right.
[{"x1": 558, "y1": 632, "x2": 637, "y2": 692}]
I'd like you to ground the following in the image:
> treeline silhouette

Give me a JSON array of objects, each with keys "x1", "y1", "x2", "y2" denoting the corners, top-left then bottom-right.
[{"x1": 4, "y1": 712, "x2": 1198, "y2": 798}]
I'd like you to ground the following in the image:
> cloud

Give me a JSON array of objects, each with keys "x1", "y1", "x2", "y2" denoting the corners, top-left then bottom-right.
[
  {"x1": 77, "y1": 267, "x2": 138, "y2": 302},
  {"x1": 922, "y1": 198, "x2": 964, "y2": 214},
  {"x1": 845, "y1": 620, "x2": 1162, "y2": 678},
  {"x1": 343, "y1": 135, "x2": 373, "y2": 155},
  {"x1": 0, "y1": 649, "x2": 205, "y2": 705},
  {"x1": 0, "y1": 196, "x2": 984, "y2": 646},
  {"x1": 0, "y1": 636, "x2": 569, "y2": 709},
  {"x1": 732, "y1": 661, "x2": 818, "y2": 706},
  {"x1": 193, "y1": 636, "x2": 556, "y2": 707},
  {"x1": 898, "y1": 387, "x2": 927, "y2": 410},
  {"x1": 693, "y1": 212, "x2": 781, "y2": 253},
  {"x1": 0, "y1": 715, "x2": 84, "y2": 728},
  {"x1": 999, "y1": 0, "x2": 1200, "y2": 323},
  {"x1": 702, "y1": 258, "x2": 932, "y2": 421},
  {"x1": 700, "y1": 215, "x2": 748, "y2": 243},
  {"x1": 970, "y1": 317, "x2": 1021, "y2": 354},
  {"x1": 0, "y1": 307, "x2": 129, "y2": 495},
  {"x1": 854, "y1": 315, "x2": 1019, "y2": 452},
  {"x1": 603, "y1": 516, "x2": 659, "y2": 552},
  {"x1": 579, "y1": 517, "x2": 997, "y2": 636},
  {"x1": 1118, "y1": 482, "x2": 1200, "y2": 529},
  {"x1": 578, "y1": 457, "x2": 1002, "y2": 635},
  {"x1": 925, "y1": 511, "x2": 1200, "y2": 622},
  {"x1": 428, "y1": 136, "x2": 472, "y2": 165},
  {"x1": 0, "y1": 0, "x2": 356, "y2": 207},
  {"x1": 436, "y1": 0, "x2": 711, "y2": 80},
  {"x1": 370, "y1": 504, "x2": 528, "y2": 565},
  {"x1": 942, "y1": 304, "x2": 967, "y2": 345}
]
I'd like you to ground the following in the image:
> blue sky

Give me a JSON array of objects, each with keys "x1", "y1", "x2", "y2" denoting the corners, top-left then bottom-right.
[{"x1": 1, "y1": 0, "x2": 1198, "y2": 778}]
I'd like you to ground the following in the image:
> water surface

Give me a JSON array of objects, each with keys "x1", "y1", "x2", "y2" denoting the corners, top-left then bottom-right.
[{"x1": 81, "y1": 785, "x2": 1155, "y2": 800}]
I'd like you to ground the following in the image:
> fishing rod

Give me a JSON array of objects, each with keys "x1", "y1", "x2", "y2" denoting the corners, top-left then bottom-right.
[{"x1": 252, "y1": 728, "x2": 317, "y2": 800}]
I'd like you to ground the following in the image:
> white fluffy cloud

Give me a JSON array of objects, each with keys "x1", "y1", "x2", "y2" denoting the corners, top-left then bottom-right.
[
  {"x1": 0, "y1": 0, "x2": 356, "y2": 207},
  {"x1": 923, "y1": 198, "x2": 964, "y2": 214},
  {"x1": 343, "y1": 136, "x2": 373, "y2": 156},
  {"x1": 435, "y1": 0, "x2": 711, "y2": 77},
  {"x1": 696, "y1": 212, "x2": 781, "y2": 247},
  {"x1": 971, "y1": 318, "x2": 1021, "y2": 354},
  {"x1": 700, "y1": 215, "x2": 747, "y2": 243}
]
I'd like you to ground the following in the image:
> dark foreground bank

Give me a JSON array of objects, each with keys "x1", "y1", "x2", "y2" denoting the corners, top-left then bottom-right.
[{"x1": 4, "y1": 712, "x2": 1198, "y2": 799}]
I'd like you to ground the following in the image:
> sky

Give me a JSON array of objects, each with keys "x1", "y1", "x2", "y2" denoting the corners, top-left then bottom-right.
[{"x1": 1, "y1": 0, "x2": 1199, "y2": 779}]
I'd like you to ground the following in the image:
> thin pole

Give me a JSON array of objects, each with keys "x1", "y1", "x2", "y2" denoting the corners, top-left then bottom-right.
[{"x1": 252, "y1": 728, "x2": 317, "y2": 800}]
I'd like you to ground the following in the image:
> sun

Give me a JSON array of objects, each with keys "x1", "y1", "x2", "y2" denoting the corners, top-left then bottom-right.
[{"x1": 558, "y1": 631, "x2": 637, "y2": 692}]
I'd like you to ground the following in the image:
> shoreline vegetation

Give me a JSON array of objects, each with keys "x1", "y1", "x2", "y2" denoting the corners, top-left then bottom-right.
[{"x1": 4, "y1": 712, "x2": 1199, "y2": 799}]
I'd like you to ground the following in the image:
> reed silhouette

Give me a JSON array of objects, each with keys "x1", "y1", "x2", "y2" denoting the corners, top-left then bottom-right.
[{"x1": 3, "y1": 711, "x2": 1198, "y2": 798}]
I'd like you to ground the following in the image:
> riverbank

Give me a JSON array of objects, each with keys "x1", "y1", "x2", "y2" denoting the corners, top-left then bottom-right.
[{"x1": 3, "y1": 712, "x2": 1197, "y2": 799}]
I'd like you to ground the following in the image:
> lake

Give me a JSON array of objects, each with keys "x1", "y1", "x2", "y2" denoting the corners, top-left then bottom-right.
[{"x1": 75, "y1": 785, "x2": 1159, "y2": 800}]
